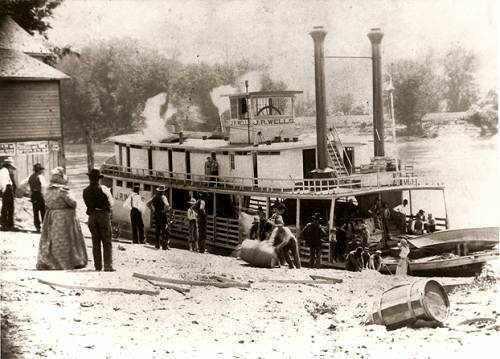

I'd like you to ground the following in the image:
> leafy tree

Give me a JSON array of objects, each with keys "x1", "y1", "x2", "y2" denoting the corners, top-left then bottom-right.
[
  {"x1": 57, "y1": 38, "x2": 181, "y2": 141},
  {"x1": 0, "y1": 0, "x2": 63, "y2": 37},
  {"x1": 391, "y1": 53, "x2": 442, "y2": 134},
  {"x1": 443, "y1": 46, "x2": 479, "y2": 111}
]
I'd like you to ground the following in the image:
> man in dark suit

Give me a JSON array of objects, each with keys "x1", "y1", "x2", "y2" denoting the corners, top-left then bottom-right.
[
  {"x1": 27, "y1": 163, "x2": 47, "y2": 232},
  {"x1": 83, "y1": 169, "x2": 115, "y2": 271}
]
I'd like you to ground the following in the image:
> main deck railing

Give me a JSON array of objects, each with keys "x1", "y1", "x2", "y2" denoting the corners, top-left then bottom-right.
[{"x1": 101, "y1": 163, "x2": 442, "y2": 195}]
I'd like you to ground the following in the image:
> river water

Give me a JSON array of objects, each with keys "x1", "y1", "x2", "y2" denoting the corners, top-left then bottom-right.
[{"x1": 337, "y1": 125, "x2": 499, "y2": 229}]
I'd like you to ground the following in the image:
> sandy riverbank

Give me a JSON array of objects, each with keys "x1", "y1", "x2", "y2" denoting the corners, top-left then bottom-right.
[{"x1": 1, "y1": 227, "x2": 499, "y2": 359}]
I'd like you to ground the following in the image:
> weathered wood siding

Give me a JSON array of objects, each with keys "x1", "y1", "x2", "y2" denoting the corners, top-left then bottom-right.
[{"x1": 0, "y1": 81, "x2": 61, "y2": 141}]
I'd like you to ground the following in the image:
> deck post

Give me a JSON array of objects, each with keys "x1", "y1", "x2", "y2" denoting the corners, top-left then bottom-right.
[
  {"x1": 442, "y1": 189, "x2": 450, "y2": 229},
  {"x1": 265, "y1": 197, "x2": 271, "y2": 218},
  {"x1": 213, "y1": 192, "x2": 217, "y2": 241},
  {"x1": 296, "y1": 198, "x2": 301, "y2": 242}
]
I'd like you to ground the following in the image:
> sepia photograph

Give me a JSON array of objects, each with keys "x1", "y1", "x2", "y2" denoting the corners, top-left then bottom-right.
[{"x1": 0, "y1": 0, "x2": 499, "y2": 357}]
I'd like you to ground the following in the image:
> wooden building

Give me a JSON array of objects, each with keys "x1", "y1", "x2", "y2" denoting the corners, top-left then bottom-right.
[{"x1": 0, "y1": 15, "x2": 68, "y2": 183}]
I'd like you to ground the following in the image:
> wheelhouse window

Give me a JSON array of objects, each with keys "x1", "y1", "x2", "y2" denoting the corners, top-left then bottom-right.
[{"x1": 252, "y1": 97, "x2": 292, "y2": 117}]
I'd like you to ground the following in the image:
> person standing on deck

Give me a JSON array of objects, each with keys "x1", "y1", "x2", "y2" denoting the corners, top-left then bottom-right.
[
  {"x1": 301, "y1": 213, "x2": 327, "y2": 268},
  {"x1": 0, "y1": 157, "x2": 17, "y2": 231},
  {"x1": 187, "y1": 198, "x2": 198, "y2": 251},
  {"x1": 395, "y1": 239, "x2": 411, "y2": 276},
  {"x1": 25, "y1": 163, "x2": 48, "y2": 233},
  {"x1": 368, "y1": 197, "x2": 382, "y2": 229},
  {"x1": 381, "y1": 202, "x2": 391, "y2": 247},
  {"x1": 83, "y1": 169, "x2": 115, "y2": 272},
  {"x1": 123, "y1": 184, "x2": 146, "y2": 244},
  {"x1": 204, "y1": 157, "x2": 213, "y2": 184},
  {"x1": 196, "y1": 193, "x2": 207, "y2": 253},
  {"x1": 146, "y1": 186, "x2": 170, "y2": 249},
  {"x1": 393, "y1": 199, "x2": 410, "y2": 233},
  {"x1": 210, "y1": 153, "x2": 219, "y2": 185}
]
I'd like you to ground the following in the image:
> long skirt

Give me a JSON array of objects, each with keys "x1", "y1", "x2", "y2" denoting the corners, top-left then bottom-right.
[
  {"x1": 395, "y1": 257, "x2": 410, "y2": 276},
  {"x1": 36, "y1": 208, "x2": 88, "y2": 270}
]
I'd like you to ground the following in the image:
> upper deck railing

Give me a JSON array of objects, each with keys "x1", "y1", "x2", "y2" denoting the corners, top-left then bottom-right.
[{"x1": 101, "y1": 163, "x2": 443, "y2": 196}]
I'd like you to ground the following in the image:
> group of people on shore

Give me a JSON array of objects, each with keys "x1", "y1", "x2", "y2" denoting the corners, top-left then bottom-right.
[{"x1": 1, "y1": 157, "x2": 114, "y2": 271}]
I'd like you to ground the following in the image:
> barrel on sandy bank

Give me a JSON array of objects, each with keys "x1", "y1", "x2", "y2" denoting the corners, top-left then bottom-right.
[
  {"x1": 240, "y1": 239, "x2": 279, "y2": 268},
  {"x1": 368, "y1": 279, "x2": 450, "y2": 330}
]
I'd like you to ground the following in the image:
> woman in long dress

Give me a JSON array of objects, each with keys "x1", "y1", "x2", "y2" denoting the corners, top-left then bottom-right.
[
  {"x1": 395, "y1": 238, "x2": 410, "y2": 276},
  {"x1": 36, "y1": 167, "x2": 88, "y2": 270}
]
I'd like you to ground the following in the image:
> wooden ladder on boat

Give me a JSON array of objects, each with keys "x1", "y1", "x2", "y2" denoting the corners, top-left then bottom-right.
[{"x1": 326, "y1": 128, "x2": 350, "y2": 177}]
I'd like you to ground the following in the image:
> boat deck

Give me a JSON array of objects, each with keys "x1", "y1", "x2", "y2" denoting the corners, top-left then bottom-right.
[{"x1": 101, "y1": 163, "x2": 444, "y2": 197}]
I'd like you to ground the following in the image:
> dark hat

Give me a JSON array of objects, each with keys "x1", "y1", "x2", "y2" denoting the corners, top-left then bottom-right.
[
  {"x1": 133, "y1": 183, "x2": 141, "y2": 190},
  {"x1": 33, "y1": 163, "x2": 45, "y2": 171},
  {"x1": 87, "y1": 168, "x2": 103, "y2": 179},
  {"x1": 312, "y1": 212, "x2": 321, "y2": 220},
  {"x1": 157, "y1": 185, "x2": 166, "y2": 192},
  {"x1": 356, "y1": 246, "x2": 363, "y2": 254},
  {"x1": 258, "y1": 206, "x2": 264, "y2": 211}
]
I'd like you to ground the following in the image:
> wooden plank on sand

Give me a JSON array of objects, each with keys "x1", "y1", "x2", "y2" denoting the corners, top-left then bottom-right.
[
  {"x1": 261, "y1": 279, "x2": 340, "y2": 285},
  {"x1": 309, "y1": 275, "x2": 343, "y2": 283},
  {"x1": 37, "y1": 279, "x2": 159, "y2": 296},
  {"x1": 133, "y1": 272, "x2": 251, "y2": 289}
]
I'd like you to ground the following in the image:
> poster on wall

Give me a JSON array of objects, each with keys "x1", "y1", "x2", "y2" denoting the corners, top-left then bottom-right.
[
  {"x1": 16, "y1": 141, "x2": 49, "y2": 155},
  {"x1": 0, "y1": 143, "x2": 16, "y2": 155}
]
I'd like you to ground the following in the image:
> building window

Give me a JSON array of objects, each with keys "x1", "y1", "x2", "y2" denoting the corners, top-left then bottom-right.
[
  {"x1": 230, "y1": 153, "x2": 235, "y2": 170},
  {"x1": 116, "y1": 180, "x2": 123, "y2": 187},
  {"x1": 126, "y1": 182, "x2": 133, "y2": 189},
  {"x1": 144, "y1": 184, "x2": 151, "y2": 191}
]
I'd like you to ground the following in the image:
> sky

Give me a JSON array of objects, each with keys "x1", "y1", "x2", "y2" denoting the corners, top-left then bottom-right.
[{"x1": 46, "y1": 0, "x2": 498, "y2": 98}]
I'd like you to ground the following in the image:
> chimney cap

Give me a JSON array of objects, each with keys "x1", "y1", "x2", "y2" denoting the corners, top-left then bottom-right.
[
  {"x1": 367, "y1": 28, "x2": 384, "y2": 44},
  {"x1": 310, "y1": 25, "x2": 327, "y2": 38}
]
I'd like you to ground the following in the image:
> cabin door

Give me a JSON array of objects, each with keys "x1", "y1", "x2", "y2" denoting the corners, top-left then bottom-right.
[
  {"x1": 302, "y1": 149, "x2": 316, "y2": 178},
  {"x1": 343, "y1": 147, "x2": 354, "y2": 174}
]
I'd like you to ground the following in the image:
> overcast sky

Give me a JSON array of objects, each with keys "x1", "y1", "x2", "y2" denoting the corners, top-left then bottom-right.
[{"x1": 47, "y1": 0, "x2": 498, "y2": 97}]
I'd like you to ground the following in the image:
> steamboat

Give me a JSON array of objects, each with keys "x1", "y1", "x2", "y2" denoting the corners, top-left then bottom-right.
[{"x1": 101, "y1": 27, "x2": 498, "y2": 273}]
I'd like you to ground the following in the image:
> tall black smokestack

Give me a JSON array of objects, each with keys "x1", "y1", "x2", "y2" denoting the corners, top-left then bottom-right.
[
  {"x1": 310, "y1": 26, "x2": 329, "y2": 171},
  {"x1": 367, "y1": 28, "x2": 385, "y2": 157}
]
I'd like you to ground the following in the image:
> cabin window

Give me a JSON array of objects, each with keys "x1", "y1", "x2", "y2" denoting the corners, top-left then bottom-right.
[
  {"x1": 144, "y1": 184, "x2": 151, "y2": 191},
  {"x1": 116, "y1": 180, "x2": 123, "y2": 187},
  {"x1": 126, "y1": 182, "x2": 134, "y2": 189},
  {"x1": 230, "y1": 98, "x2": 238, "y2": 119},
  {"x1": 230, "y1": 153, "x2": 235, "y2": 170}
]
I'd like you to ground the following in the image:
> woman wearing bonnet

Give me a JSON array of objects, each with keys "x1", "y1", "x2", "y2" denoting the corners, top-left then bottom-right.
[{"x1": 36, "y1": 167, "x2": 88, "y2": 270}]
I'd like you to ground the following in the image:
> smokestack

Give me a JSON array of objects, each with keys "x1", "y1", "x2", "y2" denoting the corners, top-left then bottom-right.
[
  {"x1": 367, "y1": 28, "x2": 385, "y2": 157},
  {"x1": 310, "y1": 26, "x2": 329, "y2": 172}
]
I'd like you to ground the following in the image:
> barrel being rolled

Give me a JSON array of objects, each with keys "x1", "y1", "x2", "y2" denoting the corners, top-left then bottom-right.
[
  {"x1": 240, "y1": 239, "x2": 279, "y2": 268},
  {"x1": 369, "y1": 279, "x2": 450, "y2": 330}
]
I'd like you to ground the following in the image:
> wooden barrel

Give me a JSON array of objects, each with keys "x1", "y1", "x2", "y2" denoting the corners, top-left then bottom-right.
[
  {"x1": 369, "y1": 279, "x2": 450, "y2": 330},
  {"x1": 240, "y1": 239, "x2": 278, "y2": 268}
]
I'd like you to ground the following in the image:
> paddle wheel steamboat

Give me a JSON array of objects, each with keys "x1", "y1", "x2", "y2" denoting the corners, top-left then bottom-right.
[{"x1": 100, "y1": 27, "x2": 498, "y2": 272}]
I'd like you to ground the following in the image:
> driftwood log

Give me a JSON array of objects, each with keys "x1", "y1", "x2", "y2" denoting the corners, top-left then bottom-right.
[
  {"x1": 133, "y1": 272, "x2": 251, "y2": 289},
  {"x1": 132, "y1": 275, "x2": 190, "y2": 295},
  {"x1": 37, "y1": 278, "x2": 159, "y2": 296},
  {"x1": 309, "y1": 275, "x2": 343, "y2": 283},
  {"x1": 261, "y1": 279, "x2": 341, "y2": 285}
]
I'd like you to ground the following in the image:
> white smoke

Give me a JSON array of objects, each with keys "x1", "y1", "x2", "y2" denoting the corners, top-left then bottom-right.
[
  {"x1": 141, "y1": 92, "x2": 177, "y2": 141},
  {"x1": 209, "y1": 70, "x2": 267, "y2": 132}
]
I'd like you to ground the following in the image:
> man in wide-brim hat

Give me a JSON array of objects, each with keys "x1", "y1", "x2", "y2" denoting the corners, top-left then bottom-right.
[
  {"x1": 186, "y1": 197, "x2": 198, "y2": 251},
  {"x1": 0, "y1": 157, "x2": 17, "y2": 230},
  {"x1": 302, "y1": 212, "x2": 327, "y2": 268},
  {"x1": 146, "y1": 185, "x2": 171, "y2": 249},
  {"x1": 26, "y1": 162, "x2": 47, "y2": 232},
  {"x1": 82, "y1": 168, "x2": 115, "y2": 271}
]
